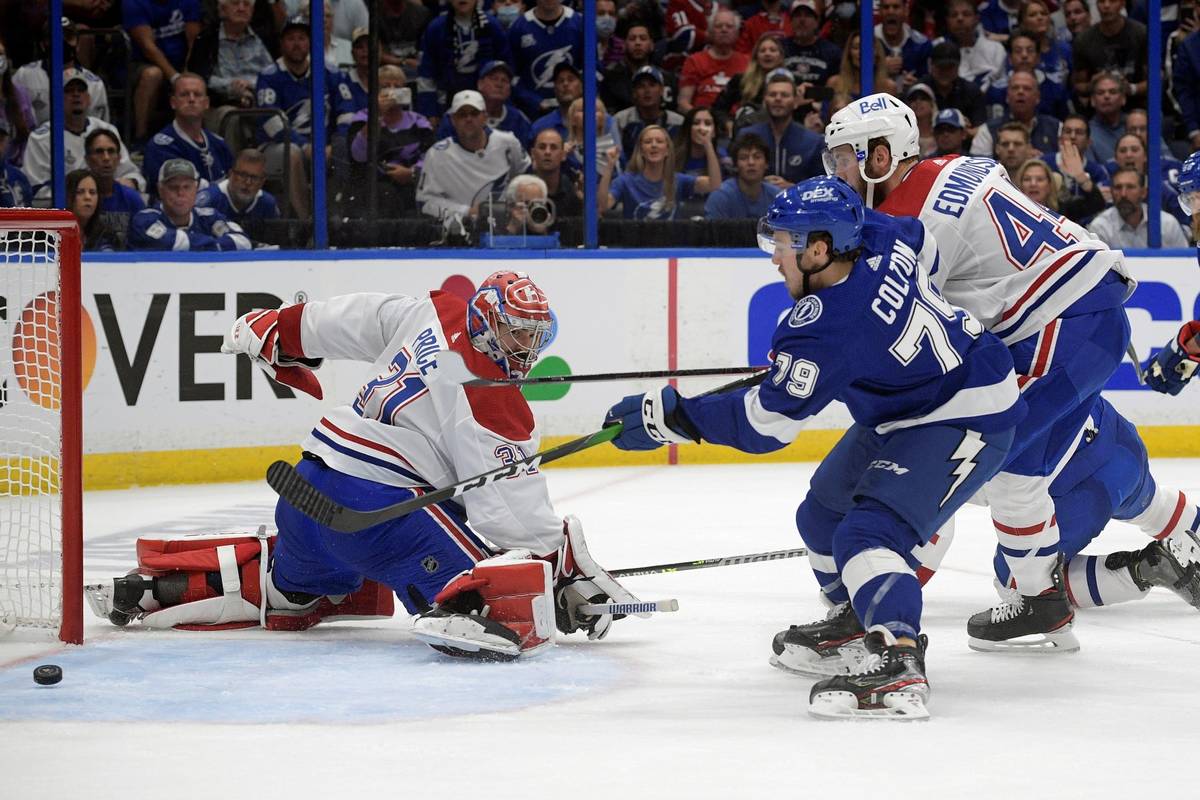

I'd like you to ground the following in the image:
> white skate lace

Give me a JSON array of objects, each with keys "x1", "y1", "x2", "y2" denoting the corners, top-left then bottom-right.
[{"x1": 990, "y1": 584, "x2": 1025, "y2": 623}]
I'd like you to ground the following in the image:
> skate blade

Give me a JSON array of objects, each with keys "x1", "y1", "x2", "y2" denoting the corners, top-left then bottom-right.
[
  {"x1": 808, "y1": 690, "x2": 930, "y2": 721},
  {"x1": 967, "y1": 625, "x2": 1080, "y2": 654},
  {"x1": 409, "y1": 628, "x2": 522, "y2": 660},
  {"x1": 769, "y1": 645, "x2": 864, "y2": 677}
]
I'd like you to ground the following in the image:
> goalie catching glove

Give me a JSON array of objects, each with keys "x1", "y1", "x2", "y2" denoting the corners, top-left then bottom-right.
[
  {"x1": 604, "y1": 386, "x2": 701, "y2": 451},
  {"x1": 222, "y1": 307, "x2": 325, "y2": 399},
  {"x1": 1145, "y1": 321, "x2": 1200, "y2": 396}
]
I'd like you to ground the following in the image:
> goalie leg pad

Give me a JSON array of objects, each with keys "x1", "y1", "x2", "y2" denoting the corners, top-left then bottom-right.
[{"x1": 413, "y1": 551, "x2": 555, "y2": 659}]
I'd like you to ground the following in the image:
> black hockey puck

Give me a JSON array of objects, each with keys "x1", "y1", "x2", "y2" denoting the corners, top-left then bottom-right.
[{"x1": 33, "y1": 664, "x2": 62, "y2": 686}]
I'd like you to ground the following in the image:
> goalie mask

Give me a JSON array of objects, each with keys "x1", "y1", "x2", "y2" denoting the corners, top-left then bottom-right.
[
  {"x1": 823, "y1": 93, "x2": 919, "y2": 207},
  {"x1": 468, "y1": 271, "x2": 557, "y2": 378}
]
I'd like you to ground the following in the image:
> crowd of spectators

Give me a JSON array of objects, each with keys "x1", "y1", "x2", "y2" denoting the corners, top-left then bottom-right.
[{"x1": 0, "y1": 0, "x2": 1198, "y2": 250}]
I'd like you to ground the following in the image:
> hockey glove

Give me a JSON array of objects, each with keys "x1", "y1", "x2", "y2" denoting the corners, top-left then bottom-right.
[
  {"x1": 604, "y1": 386, "x2": 702, "y2": 451},
  {"x1": 551, "y1": 516, "x2": 643, "y2": 640},
  {"x1": 222, "y1": 308, "x2": 325, "y2": 399},
  {"x1": 1145, "y1": 321, "x2": 1200, "y2": 396}
]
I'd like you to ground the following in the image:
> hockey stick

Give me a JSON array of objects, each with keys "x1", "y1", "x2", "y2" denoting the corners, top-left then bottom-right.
[
  {"x1": 435, "y1": 349, "x2": 768, "y2": 388},
  {"x1": 1126, "y1": 342, "x2": 1146, "y2": 384},
  {"x1": 577, "y1": 599, "x2": 679, "y2": 615},
  {"x1": 266, "y1": 371, "x2": 768, "y2": 533},
  {"x1": 610, "y1": 547, "x2": 809, "y2": 578}
]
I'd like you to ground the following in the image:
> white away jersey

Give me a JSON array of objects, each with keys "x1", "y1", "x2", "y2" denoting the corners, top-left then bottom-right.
[
  {"x1": 275, "y1": 291, "x2": 563, "y2": 556},
  {"x1": 878, "y1": 155, "x2": 1133, "y2": 344}
]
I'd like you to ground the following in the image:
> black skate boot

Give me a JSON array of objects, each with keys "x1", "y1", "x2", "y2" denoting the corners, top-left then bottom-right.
[
  {"x1": 967, "y1": 559, "x2": 1079, "y2": 653},
  {"x1": 1107, "y1": 530, "x2": 1200, "y2": 609},
  {"x1": 769, "y1": 602, "x2": 867, "y2": 677},
  {"x1": 808, "y1": 627, "x2": 930, "y2": 720}
]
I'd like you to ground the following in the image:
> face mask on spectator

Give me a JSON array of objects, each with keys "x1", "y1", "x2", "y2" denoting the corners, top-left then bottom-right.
[
  {"x1": 596, "y1": 16, "x2": 617, "y2": 38},
  {"x1": 496, "y1": 5, "x2": 521, "y2": 28}
]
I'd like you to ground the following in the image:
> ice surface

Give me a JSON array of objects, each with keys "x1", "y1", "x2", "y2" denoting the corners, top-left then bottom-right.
[{"x1": 3, "y1": 461, "x2": 1199, "y2": 797}]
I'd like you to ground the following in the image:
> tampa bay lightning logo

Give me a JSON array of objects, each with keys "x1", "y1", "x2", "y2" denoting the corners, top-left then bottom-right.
[
  {"x1": 788, "y1": 296, "x2": 823, "y2": 328},
  {"x1": 531, "y1": 47, "x2": 574, "y2": 90}
]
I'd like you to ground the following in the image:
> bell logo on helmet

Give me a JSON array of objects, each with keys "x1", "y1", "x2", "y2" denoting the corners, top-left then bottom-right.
[{"x1": 858, "y1": 96, "x2": 891, "y2": 114}]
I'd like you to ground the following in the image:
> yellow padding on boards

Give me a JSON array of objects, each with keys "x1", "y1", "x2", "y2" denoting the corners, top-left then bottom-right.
[{"x1": 69, "y1": 425, "x2": 1200, "y2": 491}]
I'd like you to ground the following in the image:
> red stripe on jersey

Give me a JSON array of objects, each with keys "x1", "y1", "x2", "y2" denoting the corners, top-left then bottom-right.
[
  {"x1": 998, "y1": 247, "x2": 1082, "y2": 323},
  {"x1": 431, "y1": 291, "x2": 536, "y2": 442},
  {"x1": 1154, "y1": 491, "x2": 1187, "y2": 540},
  {"x1": 993, "y1": 519, "x2": 1047, "y2": 536},
  {"x1": 318, "y1": 417, "x2": 420, "y2": 471},
  {"x1": 877, "y1": 156, "x2": 962, "y2": 218},
  {"x1": 1029, "y1": 319, "x2": 1060, "y2": 378},
  {"x1": 1017, "y1": 375, "x2": 1035, "y2": 390},
  {"x1": 916, "y1": 566, "x2": 934, "y2": 586},
  {"x1": 426, "y1": 502, "x2": 487, "y2": 561},
  {"x1": 276, "y1": 303, "x2": 307, "y2": 357}
]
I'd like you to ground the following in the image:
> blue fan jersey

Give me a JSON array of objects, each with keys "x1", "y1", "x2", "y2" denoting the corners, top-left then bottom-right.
[
  {"x1": 508, "y1": 8, "x2": 584, "y2": 117},
  {"x1": 143, "y1": 122, "x2": 235, "y2": 198},
  {"x1": 680, "y1": 210, "x2": 1024, "y2": 453},
  {"x1": 129, "y1": 205, "x2": 252, "y2": 251},
  {"x1": 255, "y1": 60, "x2": 343, "y2": 145},
  {"x1": 196, "y1": 179, "x2": 280, "y2": 227},
  {"x1": 416, "y1": 12, "x2": 514, "y2": 117}
]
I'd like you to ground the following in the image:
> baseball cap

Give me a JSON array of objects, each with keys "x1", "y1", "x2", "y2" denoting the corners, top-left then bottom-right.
[
  {"x1": 552, "y1": 62, "x2": 582, "y2": 80},
  {"x1": 449, "y1": 90, "x2": 486, "y2": 114},
  {"x1": 905, "y1": 82, "x2": 936, "y2": 103},
  {"x1": 934, "y1": 108, "x2": 967, "y2": 130},
  {"x1": 480, "y1": 60, "x2": 513, "y2": 78},
  {"x1": 766, "y1": 67, "x2": 797, "y2": 84},
  {"x1": 63, "y1": 68, "x2": 89, "y2": 90},
  {"x1": 158, "y1": 158, "x2": 199, "y2": 185},
  {"x1": 282, "y1": 15, "x2": 309, "y2": 36},
  {"x1": 632, "y1": 65, "x2": 665, "y2": 85},
  {"x1": 931, "y1": 41, "x2": 962, "y2": 66},
  {"x1": 790, "y1": 0, "x2": 820, "y2": 15},
  {"x1": 351, "y1": 26, "x2": 369, "y2": 44}
]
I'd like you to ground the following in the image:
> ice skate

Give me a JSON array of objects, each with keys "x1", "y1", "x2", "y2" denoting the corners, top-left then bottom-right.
[
  {"x1": 967, "y1": 560, "x2": 1079, "y2": 653},
  {"x1": 769, "y1": 602, "x2": 868, "y2": 677},
  {"x1": 1108, "y1": 530, "x2": 1200, "y2": 609},
  {"x1": 808, "y1": 627, "x2": 930, "y2": 721}
]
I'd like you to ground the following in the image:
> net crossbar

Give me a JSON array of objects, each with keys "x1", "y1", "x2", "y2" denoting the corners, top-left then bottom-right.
[{"x1": 0, "y1": 214, "x2": 82, "y2": 643}]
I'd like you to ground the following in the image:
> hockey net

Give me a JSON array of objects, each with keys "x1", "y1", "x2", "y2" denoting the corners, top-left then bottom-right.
[{"x1": 0, "y1": 210, "x2": 83, "y2": 643}]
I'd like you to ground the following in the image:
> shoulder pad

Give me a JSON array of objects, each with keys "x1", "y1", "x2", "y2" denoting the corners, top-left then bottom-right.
[{"x1": 152, "y1": 132, "x2": 174, "y2": 146}]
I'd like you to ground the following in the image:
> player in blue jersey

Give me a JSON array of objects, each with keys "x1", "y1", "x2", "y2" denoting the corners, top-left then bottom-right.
[{"x1": 604, "y1": 177, "x2": 1026, "y2": 719}]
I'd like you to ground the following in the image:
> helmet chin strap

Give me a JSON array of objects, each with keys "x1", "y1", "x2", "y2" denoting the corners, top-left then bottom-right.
[
  {"x1": 800, "y1": 253, "x2": 835, "y2": 297},
  {"x1": 858, "y1": 154, "x2": 899, "y2": 209}
]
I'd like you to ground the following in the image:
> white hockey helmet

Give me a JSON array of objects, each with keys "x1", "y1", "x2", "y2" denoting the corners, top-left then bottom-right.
[{"x1": 823, "y1": 93, "x2": 920, "y2": 187}]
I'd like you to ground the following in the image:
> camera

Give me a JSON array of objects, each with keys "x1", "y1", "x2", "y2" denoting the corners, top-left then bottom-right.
[
  {"x1": 527, "y1": 199, "x2": 554, "y2": 228},
  {"x1": 383, "y1": 87, "x2": 412, "y2": 108}
]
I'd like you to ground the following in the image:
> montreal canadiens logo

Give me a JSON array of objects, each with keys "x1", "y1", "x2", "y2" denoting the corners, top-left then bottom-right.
[{"x1": 788, "y1": 295, "x2": 823, "y2": 328}]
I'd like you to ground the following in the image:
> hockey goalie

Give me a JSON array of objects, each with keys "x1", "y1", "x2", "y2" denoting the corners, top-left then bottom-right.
[{"x1": 86, "y1": 271, "x2": 640, "y2": 661}]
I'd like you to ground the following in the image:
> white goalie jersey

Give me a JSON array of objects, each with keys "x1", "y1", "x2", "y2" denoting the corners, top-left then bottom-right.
[
  {"x1": 877, "y1": 155, "x2": 1133, "y2": 344},
  {"x1": 276, "y1": 291, "x2": 564, "y2": 556}
]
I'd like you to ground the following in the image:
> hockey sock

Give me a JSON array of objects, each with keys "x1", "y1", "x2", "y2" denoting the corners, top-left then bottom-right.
[
  {"x1": 796, "y1": 496, "x2": 849, "y2": 605},
  {"x1": 1064, "y1": 555, "x2": 1149, "y2": 608},
  {"x1": 834, "y1": 500, "x2": 923, "y2": 639},
  {"x1": 987, "y1": 472, "x2": 1060, "y2": 594},
  {"x1": 1124, "y1": 486, "x2": 1200, "y2": 542}
]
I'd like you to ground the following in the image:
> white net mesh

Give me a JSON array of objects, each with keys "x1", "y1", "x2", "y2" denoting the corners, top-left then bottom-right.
[{"x1": 0, "y1": 228, "x2": 64, "y2": 631}]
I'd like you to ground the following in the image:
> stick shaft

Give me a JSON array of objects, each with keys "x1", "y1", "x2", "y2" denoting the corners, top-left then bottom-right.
[
  {"x1": 465, "y1": 365, "x2": 767, "y2": 388},
  {"x1": 610, "y1": 547, "x2": 808, "y2": 578},
  {"x1": 1127, "y1": 342, "x2": 1146, "y2": 384},
  {"x1": 267, "y1": 371, "x2": 768, "y2": 533}
]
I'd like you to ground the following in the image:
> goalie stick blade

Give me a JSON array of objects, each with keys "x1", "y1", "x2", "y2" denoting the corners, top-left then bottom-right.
[{"x1": 266, "y1": 461, "x2": 343, "y2": 528}]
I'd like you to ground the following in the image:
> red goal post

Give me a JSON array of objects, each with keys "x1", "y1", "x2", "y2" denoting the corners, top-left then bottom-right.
[{"x1": 0, "y1": 209, "x2": 83, "y2": 644}]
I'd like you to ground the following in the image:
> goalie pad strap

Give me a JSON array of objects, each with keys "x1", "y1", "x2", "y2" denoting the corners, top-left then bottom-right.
[{"x1": 141, "y1": 544, "x2": 262, "y2": 630}]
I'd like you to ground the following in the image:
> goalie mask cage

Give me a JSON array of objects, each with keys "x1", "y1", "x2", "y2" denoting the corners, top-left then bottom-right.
[{"x1": 0, "y1": 209, "x2": 83, "y2": 644}]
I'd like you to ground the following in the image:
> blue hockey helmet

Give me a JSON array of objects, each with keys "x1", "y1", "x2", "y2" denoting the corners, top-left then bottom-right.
[
  {"x1": 757, "y1": 176, "x2": 865, "y2": 257},
  {"x1": 1179, "y1": 150, "x2": 1200, "y2": 214}
]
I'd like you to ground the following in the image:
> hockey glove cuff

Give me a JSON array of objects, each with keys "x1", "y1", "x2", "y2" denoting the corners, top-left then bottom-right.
[
  {"x1": 1145, "y1": 321, "x2": 1200, "y2": 396},
  {"x1": 604, "y1": 386, "x2": 702, "y2": 451}
]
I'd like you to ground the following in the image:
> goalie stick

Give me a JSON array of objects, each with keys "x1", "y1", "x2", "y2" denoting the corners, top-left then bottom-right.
[
  {"x1": 434, "y1": 349, "x2": 768, "y2": 388},
  {"x1": 578, "y1": 599, "x2": 680, "y2": 615},
  {"x1": 610, "y1": 547, "x2": 809, "y2": 578},
  {"x1": 266, "y1": 371, "x2": 768, "y2": 533}
]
